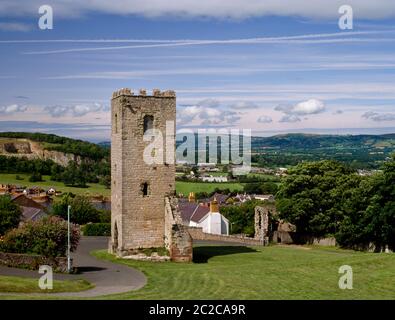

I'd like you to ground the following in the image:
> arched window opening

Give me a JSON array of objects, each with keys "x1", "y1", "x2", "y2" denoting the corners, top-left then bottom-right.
[
  {"x1": 141, "y1": 182, "x2": 150, "y2": 196},
  {"x1": 143, "y1": 115, "x2": 154, "y2": 134}
]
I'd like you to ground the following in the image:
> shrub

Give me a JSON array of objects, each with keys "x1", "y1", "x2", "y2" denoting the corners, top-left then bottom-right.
[
  {"x1": 0, "y1": 195, "x2": 22, "y2": 236},
  {"x1": 28, "y1": 172, "x2": 43, "y2": 182},
  {"x1": 0, "y1": 216, "x2": 80, "y2": 257},
  {"x1": 98, "y1": 210, "x2": 111, "y2": 223},
  {"x1": 52, "y1": 194, "x2": 100, "y2": 225},
  {"x1": 82, "y1": 223, "x2": 111, "y2": 236}
]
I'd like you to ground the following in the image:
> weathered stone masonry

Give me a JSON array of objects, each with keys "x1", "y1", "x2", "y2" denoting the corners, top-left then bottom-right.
[
  {"x1": 109, "y1": 88, "x2": 192, "y2": 262},
  {"x1": 109, "y1": 87, "x2": 265, "y2": 262}
]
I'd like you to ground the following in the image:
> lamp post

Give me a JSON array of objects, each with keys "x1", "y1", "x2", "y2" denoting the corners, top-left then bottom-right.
[{"x1": 67, "y1": 205, "x2": 71, "y2": 273}]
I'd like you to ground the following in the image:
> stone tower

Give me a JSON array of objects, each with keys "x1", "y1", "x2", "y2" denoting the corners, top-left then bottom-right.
[{"x1": 110, "y1": 88, "x2": 176, "y2": 255}]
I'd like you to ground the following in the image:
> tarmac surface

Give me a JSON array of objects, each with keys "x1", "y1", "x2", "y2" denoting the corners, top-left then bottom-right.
[{"x1": 0, "y1": 236, "x2": 147, "y2": 298}]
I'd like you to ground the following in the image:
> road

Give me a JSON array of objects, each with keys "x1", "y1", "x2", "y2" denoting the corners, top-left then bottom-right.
[{"x1": 0, "y1": 236, "x2": 147, "y2": 298}]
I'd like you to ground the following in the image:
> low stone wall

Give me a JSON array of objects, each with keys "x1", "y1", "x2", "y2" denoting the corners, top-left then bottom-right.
[
  {"x1": 187, "y1": 227, "x2": 265, "y2": 246},
  {"x1": 123, "y1": 253, "x2": 170, "y2": 262},
  {"x1": 272, "y1": 231, "x2": 336, "y2": 246},
  {"x1": 0, "y1": 252, "x2": 69, "y2": 273}
]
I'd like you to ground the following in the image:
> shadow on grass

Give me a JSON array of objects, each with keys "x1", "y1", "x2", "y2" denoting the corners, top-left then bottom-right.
[{"x1": 193, "y1": 246, "x2": 258, "y2": 263}]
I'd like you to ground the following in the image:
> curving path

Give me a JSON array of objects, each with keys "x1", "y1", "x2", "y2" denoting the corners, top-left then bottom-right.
[{"x1": 0, "y1": 237, "x2": 147, "y2": 298}]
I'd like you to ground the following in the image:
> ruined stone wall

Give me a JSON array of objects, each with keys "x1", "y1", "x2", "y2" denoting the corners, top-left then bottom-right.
[
  {"x1": 0, "y1": 252, "x2": 70, "y2": 273},
  {"x1": 110, "y1": 88, "x2": 176, "y2": 254},
  {"x1": 254, "y1": 204, "x2": 276, "y2": 245},
  {"x1": 272, "y1": 231, "x2": 337, "y2": 246},
  {"x1": 187, "y1": 227, "x2": 264, "y2": 246},
  {"x1": 165, "y1": 196, "x2": 193, "y2": 262}
]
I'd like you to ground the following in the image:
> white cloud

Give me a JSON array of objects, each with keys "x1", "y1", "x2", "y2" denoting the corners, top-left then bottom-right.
[
  {"x1": 279, "y1": 114, "x2": 301, "y2": 123},
  {"x1": 0, "y1": 22, "x2": 31, "y2": 32},
  {"x1": 44, "y1": 105, "x2": 70, "y2": 118},
  {"x1": 178, "y1": 99, "x2": 241, "y2": 126},
  {"x1": 24, "y1": 33, "x2": 395, "y2": 55},
  {"x1": 1, "y1": 1, "x2": 395, "y2": 20},
  {"x1": 0, "y1": 104, "x2": 28, "y2": 114},
  {"x1": 292, "y1": 99, "x2": 326, "y2": 115},
  {"x1": 257, "y1": 115, "x2": 273, "y2": 123},
  {"x1": 72, "y1": 102, "x2": 108, "y2": 117},
  {"x1": 44, "y1": 103, "x2": 108, "y2": 117},
  {"x1": 230, "y1": 101, "x2": 259, "y2": 110},
  {"x1": 275, "y1": 99, "x2": 326, "y2": 119},
  {"x1": 362, "y1": 111, "x2": 395, "y2": 122}
]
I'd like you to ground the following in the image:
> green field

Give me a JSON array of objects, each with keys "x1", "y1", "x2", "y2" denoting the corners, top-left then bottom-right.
[
  {"x1": 91, "y1": 245, "x2": 395, "y2": 300},
  {"x1": 176, "y1": 181, "x2": 244, "y2": 196},
  {"x1": 0, "y1": 173, "x2": 248, "y2": 196},
  {"x1": 0, "y1": 275, "x2": 93, "y2": 293},
  {"x1": 0, "y1": 174, "x2": 110, "y2": 197},
  {"x1": 0, "y1": 245, "x2": 394, "y2": 299},
  {"x1": 0, "y1": 173, "x2": 245, "y2": 198}
]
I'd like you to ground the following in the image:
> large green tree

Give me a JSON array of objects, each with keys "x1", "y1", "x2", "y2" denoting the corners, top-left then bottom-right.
[
  {"x1": 220, "y1": 200, "x2": 267, "y2": 236},
  {"x1": 276, "y1": 160, "x2": 357, "y2": 237},
  {"x1": 0, "y1": 195, "x2": 22, "y2": 236},
  {"x1": 337, "y1": 155, "x2": 395, "y2": 250}
]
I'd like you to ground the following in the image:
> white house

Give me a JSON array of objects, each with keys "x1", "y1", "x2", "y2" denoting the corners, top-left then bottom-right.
[
  {"x1": 254, "y1": 194, "x2": 275, "y2": 201},
  {"x1": 200, "y1": 175, "x2": 228, "y2": 183},
  {"x1": 180, "y1": 198, "x2": 229, "y2": 235}
]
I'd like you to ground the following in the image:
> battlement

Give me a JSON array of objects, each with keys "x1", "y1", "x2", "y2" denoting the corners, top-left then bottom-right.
[{"x1": 112, "y1": 88, "x2": 176, "y2": 99}]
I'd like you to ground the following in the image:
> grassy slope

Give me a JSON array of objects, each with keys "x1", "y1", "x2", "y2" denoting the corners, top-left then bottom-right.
[
  {"x1": 0, "y1": 275, "x2": 93, "y2": 293},
  {"x1": 0, "y1": 173, "x2": 110, "y2": 197},
  {"x1": 91, "y1": 245, "x2": 395, "y2": 300}
]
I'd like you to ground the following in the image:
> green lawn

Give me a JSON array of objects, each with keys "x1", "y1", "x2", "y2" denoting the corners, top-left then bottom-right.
[
  {"x1": 176, "y1": 181, "x2": 244, "y2": 196},
  {"x1": 91, "y1": 245, "x2": 395, "y2": 300},
  {"x1": 0, "y1": 275, "x2": 93, "y2": 293},
  {"x1": 0, "y1": 173, "x2": 110, "y2": 197}
]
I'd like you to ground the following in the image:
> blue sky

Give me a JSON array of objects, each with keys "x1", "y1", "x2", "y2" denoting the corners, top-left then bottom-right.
[{"x1": 0, "y1": 1, "x2": 395, "y2": 142}]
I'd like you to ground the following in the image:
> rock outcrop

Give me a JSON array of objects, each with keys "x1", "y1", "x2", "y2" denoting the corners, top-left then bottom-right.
[{"x1": 0, "y1": 138, "x2": 82, "y2": 166}]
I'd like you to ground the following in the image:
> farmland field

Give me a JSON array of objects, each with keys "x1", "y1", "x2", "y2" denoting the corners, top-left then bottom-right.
[
  {"x1": 176, "y1": 181, "x2": 244, "y2": 196},
  {"x1": 0, "y1": 173, "x2": 110, "y2": 197}
]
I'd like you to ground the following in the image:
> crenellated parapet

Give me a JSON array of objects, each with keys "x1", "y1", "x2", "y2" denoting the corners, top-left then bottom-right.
[{"x1": 112, "y1": 88, "x2": 176, "y2": 99}]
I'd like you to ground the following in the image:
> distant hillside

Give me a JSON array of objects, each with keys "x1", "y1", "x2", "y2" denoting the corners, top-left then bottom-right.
[
  {"x1": 49, "y1": 132, "x2": 395, "y2": 169},
  {"x1": 97, "y1": 141, "x2": 111, "y2": 149},
  {"x1": 251, "y1": 133, "x2": 395, "y2": 150},
  {"x1": 0, "y1": 132, "x2": 109, "y2": 166},
  {"x1": 251, "y1": 133, "x2": 395, "y2": 169}
]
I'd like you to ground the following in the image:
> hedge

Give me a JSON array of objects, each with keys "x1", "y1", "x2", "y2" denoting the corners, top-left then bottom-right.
[{"x1": 82, "y1": 223, "x2": 111, "y2": 236}]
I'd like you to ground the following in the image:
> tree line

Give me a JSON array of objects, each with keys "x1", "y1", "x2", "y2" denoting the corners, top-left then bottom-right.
[
  {"x1": 0, "y1": 155, "x2": 110, "y2": 188},
  {"x1": 276, "y1": 156, "x2": 395, "y2": 251}
]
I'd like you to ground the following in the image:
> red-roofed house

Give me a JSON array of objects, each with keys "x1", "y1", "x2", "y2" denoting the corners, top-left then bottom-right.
[
  {"x1": 11, "y1": 194, "x2": 47, "y2": 222},
  {"x1": 178, "y1": 197, "x2": 229, "y2": 235}
]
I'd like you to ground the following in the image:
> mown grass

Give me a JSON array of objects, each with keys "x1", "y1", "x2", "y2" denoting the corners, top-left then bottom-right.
[
  {"x1": 0, "y1": 275, "x2": 93, "y2": 293},
  {"x1": 92, "y1": 245, "x2": 395, "y2": 300},
  {"x1": 176, "y1": 181, "x2": 244, "y2": 196},
  {"x1": 0, "y1": 173, "x2": 110, "y2": 197}
]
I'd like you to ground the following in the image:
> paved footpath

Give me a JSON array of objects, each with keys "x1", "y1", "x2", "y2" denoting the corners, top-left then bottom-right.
[{"x1": 0, "y1": 237, "x2": 147, "y2": 298}]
